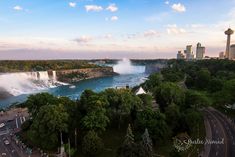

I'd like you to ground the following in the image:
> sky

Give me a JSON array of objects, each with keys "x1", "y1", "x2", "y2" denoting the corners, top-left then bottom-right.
[{"x1": 0, "y1": 0, "x2": 235, "y2": 59}]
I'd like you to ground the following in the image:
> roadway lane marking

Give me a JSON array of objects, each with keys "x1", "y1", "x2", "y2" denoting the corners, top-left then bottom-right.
[
  {"x1": 206, "y1": 109, "x2": 228, "y2": 157},
  {"x1": 23, "y1": 117, "x2": 26, "y2": 122},
  {"x1": 216, "y1": 151, "x2": 218, "y2": 156},
  {"x1": 20, "y1": 117, "x2": 23, "y2": 124},
  {"x1": 15, "y1": 118, "x2": 18, "y2": 129}
]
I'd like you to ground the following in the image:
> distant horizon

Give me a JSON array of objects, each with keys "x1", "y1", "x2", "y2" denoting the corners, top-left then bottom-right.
[{"x1": 0, "y1": 0, "x2": 235, "y2": 59}]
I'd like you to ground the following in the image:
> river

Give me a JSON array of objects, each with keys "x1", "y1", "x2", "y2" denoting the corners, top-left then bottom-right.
[{"x1": 0, "y1": 59, "x2": 148, "y2": 108}]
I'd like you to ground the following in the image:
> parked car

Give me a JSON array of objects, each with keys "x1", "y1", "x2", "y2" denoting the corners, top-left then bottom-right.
[
  {"x1": 0, "y1": 123, "x2": 5, "y2": 128},
  {"x1": 1, "y1": 153, "x2": 7, "y2": 156},
  {"x1": 4, "y1": 140, "x2": 10, "y2": 145}
]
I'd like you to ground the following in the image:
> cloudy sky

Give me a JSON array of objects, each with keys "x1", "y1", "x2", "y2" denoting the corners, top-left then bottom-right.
[{"x1": 0, "y1": 0, "x2": 235, "y2": 59}]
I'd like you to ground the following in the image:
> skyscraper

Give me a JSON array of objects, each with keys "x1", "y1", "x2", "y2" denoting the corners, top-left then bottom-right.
[
  {"x1": 196, "y1": 43, "x2": 205, "y2": 60},
  {"x1": 230, "y1": 44, "x2": 235, "y2": 60},
  {"x1": 225, "y1": 28, "x2": 234, "y2": 59},
  {"x1": 185, "y1": 45, "x2": 194, "y2": 60},
  {"x1": 177, "y1": 51, "x2": 185, "y2": 59}
]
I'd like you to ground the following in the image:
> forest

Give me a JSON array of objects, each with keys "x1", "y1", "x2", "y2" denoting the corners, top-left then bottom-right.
[
  {"x1": 0, "y1": 60, "x2": 100, "y2": 72},
  {"x1": 17, "y1": 59, "x2": 235, "y2": 157}
]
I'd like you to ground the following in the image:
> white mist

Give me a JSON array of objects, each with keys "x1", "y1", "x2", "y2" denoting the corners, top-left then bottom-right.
[{"x1": 113, "y1": 58, "x2": 145, "y2": 74}]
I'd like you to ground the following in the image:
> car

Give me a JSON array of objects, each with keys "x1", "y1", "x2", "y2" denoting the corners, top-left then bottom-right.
[
  {"x1": 1, "y1": 153, "x2": 7, "y2": 156},
  {"x1": 4, "y1": 140, "x2": 10, "y2": 145},
  {"x1": 0, "y1": 123, "x2": 5, "y2": 128}
]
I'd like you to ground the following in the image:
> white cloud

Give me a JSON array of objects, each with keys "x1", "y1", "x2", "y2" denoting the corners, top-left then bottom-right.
[
  {"x1": 85, "y1": 5, "x2": 103, "y2": 12},
  {"x1": 106, "y1": 4, "x2": 118, "y2": 12},
  {"x1": 69, "y1": 2, "x2": 76, "y2": 8},
  {"x1": 144, "y1": 30, "x2": 159, "y2": 37},
  {"x1": 13, "y1": 6, "x2": 23, "y2": 11},
  {"x1": 171, "y1": 3, "x2": 186, "y2": 12},
  {"x1": 110, "y1": 16, "x2": 118, "y2": 21},
  {"x1": 166, "y1": 24, "x2": 186, "y2": 35},
  {"x1": 165, "y1": 1, "x2": 170, "y2": 5},
  {"x1": 74, "y1": 36, "x2": 93, "y2": 43}
]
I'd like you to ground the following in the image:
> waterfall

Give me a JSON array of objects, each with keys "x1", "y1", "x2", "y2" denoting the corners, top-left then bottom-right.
[
  {"x1": 0, "y1": 71, "x2": 59, "y2": 96},
  {"x1": 113, "y1": 58, "x2": 145, "y2": 74}
]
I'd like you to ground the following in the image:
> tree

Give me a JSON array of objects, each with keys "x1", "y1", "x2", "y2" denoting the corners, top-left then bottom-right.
[
  {"x1": 102, "y1": 88, "x2": 143, "y2": 128},
  {"x1": 195, "y1": 68, "x2": 211, "y2": 90},
  {"x1": 29, "y1": 104, "x2": 69, "y2": 150},
  {"x1": 208, "y1": 78, "x2": 223, "y2": 93},
  {"x1": 138, "y1": 94, "x2": 153, "y2": 108},
  {"x1": 185, "y1": 109, "x2": 202, "y2": 133},
  {"x1": 124, "y1": 124, "x2": 135, "y2": 146},
  {"x1": 222, "y1": 79, "x2": 235, "y2": 103},
  {"x1": 82, "y1": 130, "x2": 104, "y2": 156},
  {"x1": 154, "y1": 82, "x2": 185, "y2": 111},
  {"x1": 81, "y1": 107, "x2": 109, "y2": 132},
  {"x1": 136, "y1": 109, "x2": 170, "y2": 143},
  {"x1": 141, "y1": 128, "x2": 153, "y2": 157},
  {"x1": 185, "y1": 90, "x2": 211, "y2": 109},
  {"x1": 25, "y1": 93, "x2": 58, "y2": 118},
  {"x1": 165, "y1": 104, "x2": 181, "y2": 132},
  {"x1": 117, "y1": 124, "x2": 143, "y2": 157},
  {"x1": 145, "y1": 73, "x2": 163, "y2": 91}
]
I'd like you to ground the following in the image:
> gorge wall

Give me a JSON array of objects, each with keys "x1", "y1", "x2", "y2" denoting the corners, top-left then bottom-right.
[{"x1": 56, "y1": 67, "x2": 116, "y2": 83}]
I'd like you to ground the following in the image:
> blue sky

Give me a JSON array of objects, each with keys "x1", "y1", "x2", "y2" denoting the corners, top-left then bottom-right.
[{"x1": 0, "y1": 0, "x2": 235, "y2": 59}]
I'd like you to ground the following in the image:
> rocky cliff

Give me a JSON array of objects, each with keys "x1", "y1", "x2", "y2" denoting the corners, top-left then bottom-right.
[{"x1": 56, "y1": 67, "x2": 117, "y2": 83}]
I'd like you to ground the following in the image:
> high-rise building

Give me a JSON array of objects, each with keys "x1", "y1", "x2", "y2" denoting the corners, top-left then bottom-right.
[
  {"x1": 177, "y1": 51, "x2": 185, "y2": 59},
  {"x1": 196, "y1": 43, "x2": 205, "y2": 60},
  {"x1": 225, "y1": 28, "x2": 234, "y2": 59},
  {"x1": 185, "y1": 45, "x2": 194, "y2": 60},
  {"x1": 219, "y1": 52, "x2": 225, "y2": 59},
  {"x1": 230, "y1": 44, "x2": 235, "y2": 60}
]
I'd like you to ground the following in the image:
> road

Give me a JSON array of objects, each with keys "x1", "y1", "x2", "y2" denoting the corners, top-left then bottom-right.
[
  {"x1": 0, "y1": 113, "x2": 27, "y2": 157},
  {"x1": 203, "y1": 107, "x2": 235, "y2": 157}
]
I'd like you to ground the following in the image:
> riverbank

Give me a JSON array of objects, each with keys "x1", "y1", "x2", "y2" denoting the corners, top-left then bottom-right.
[{"x1": 56, "y1": 67, "x2": 117, "y2": 83}]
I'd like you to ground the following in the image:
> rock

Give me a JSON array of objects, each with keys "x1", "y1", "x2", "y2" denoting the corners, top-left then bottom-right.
[{"x1": 56, "y1": 67, "x2": 117, "y2": 83}]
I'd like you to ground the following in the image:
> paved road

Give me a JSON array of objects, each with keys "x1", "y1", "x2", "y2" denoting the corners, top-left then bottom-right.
[
  {"x1": 203, "y1": 108, "x2": 235, "y2": 157},
  {"x1": 0, "y1": 115, "x2": 27, "y2": 157}
]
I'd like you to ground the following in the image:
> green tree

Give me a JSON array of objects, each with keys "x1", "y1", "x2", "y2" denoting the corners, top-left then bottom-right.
[
  {"x1": 117, "y1": 124, "x2": 142, "y2": 157},
  {"x1": 25, "y1": 93, "x2": 58, "y2": 118},
  {"x1": 145, "y1": 73, "x2": 163, "y2": 91},
  {"x1": 141, "y1": 128, "x2": 153, "y2": 157},
  {"x1": 185, "y1": 109, "x2": 202, "y2": 133},
  {"x1": 208, "y1": 78, "x2": 223, "y2": 93},
  {"x1": 82, "y1": 130, "x2": 104, "y2": 156},
  {"x1": 165, "y1": 104, "x2": 181, "y2": 131},
  {"x1": 195, "y1": 68, "x2": 211, "y2": 90},
  {"x1": 185, "y1": 90, "x2": 211, "y2": 109},
  {"x1": 136, "y1": 109, "x2": 170, "y2": 143},
  {"x1": 81, "y1": 107, "x2": 109, "y2": 132},
  {"x1": 29, "y1": 104, "x2": 69, "y2": 150},
  {"x1": 154, "y1": 82, "x2": 185, "y2": 111},
  {"x1": 138, "y1": 94, "x2": 153, "y2": 108}
]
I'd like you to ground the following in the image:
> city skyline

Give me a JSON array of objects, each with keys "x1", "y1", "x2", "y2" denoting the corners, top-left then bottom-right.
[{"x1": 0, "y1": 0, "x2": 235, "y2": 59}]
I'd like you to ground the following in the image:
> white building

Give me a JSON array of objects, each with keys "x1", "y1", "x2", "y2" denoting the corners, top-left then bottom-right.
[
  {"x1": 135, "y1": 87, "x2": 146, "y2": 95},
  {"x1": 185, "y1": 45, "x2": 194, "y2": 60},
  {"x1": 196, "y1": 43, "x2": 205, "y2": 60},
  {"x1": 177, "y1": 51, "x2": 185, "y2": 59},
  {"x1": 230, "y1": 44, "x2": 235, "y2": 60},
  {"x1": 219, "y1": 52, "x2": 225, "y2": 59}
]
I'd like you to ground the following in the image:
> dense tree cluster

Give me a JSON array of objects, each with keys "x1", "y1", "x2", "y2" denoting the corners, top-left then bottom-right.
[
  {"x1": 0, "y1": 60, "x2": 99, "y2": 72},
  {"x1": 20, "y1": 59, "x2": 235, "y2": 157}
]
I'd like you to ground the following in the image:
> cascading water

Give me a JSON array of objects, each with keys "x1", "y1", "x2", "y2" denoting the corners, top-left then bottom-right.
[
  {"x1": 113, "y1": 58, "x2": 145, "y2": 74},
  {"x1": 0, "y1": 71, "x2": 59, "y2": 96}
]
